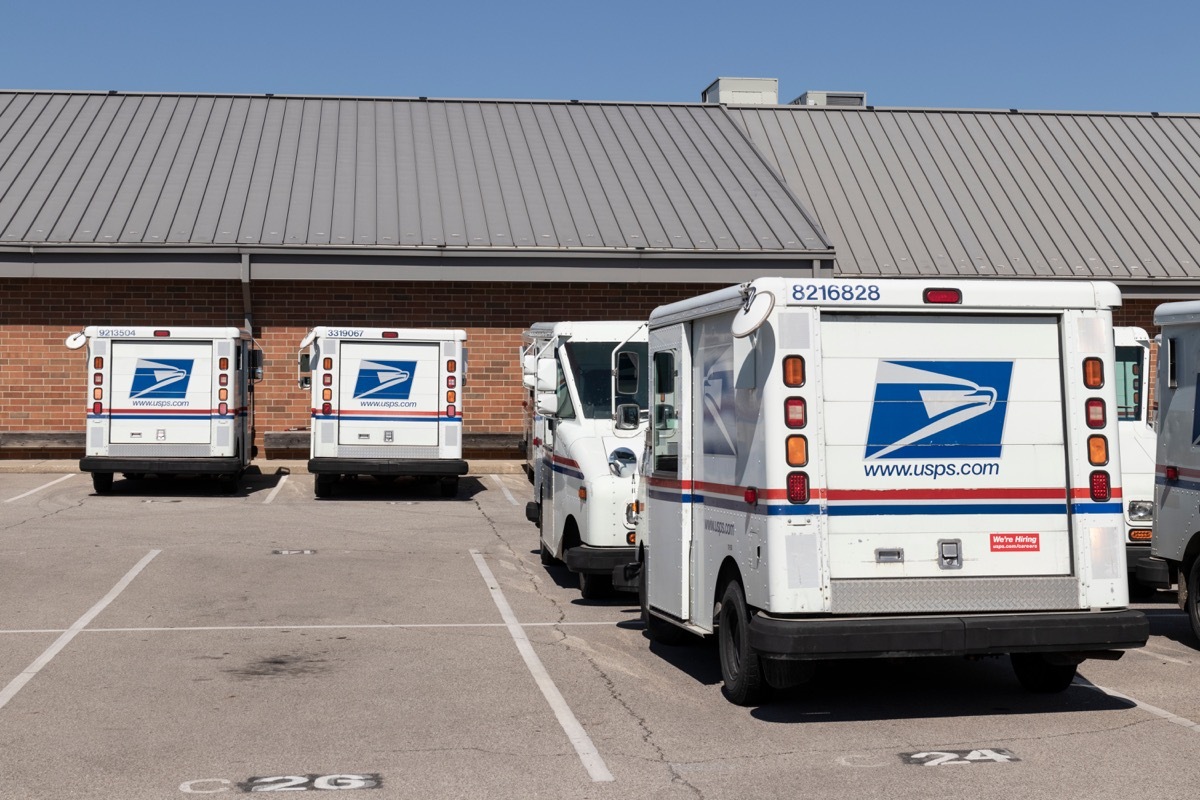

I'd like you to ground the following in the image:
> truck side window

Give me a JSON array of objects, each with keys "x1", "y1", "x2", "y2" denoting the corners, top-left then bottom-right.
[
  {"x1": 1167, "y1": 337, "x2": 1178, "y2": 389},
  {"x1": 653, "y1": 351, "x2": 678, "y2": 474},
  {"x1": 556, "y1": 358, "x2": 576, "y2": 420}
]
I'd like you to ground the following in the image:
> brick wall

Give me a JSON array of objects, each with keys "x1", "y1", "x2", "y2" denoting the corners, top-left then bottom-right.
[{"x1": 1, "y1": 278, "x2": 715, "y2": 453}]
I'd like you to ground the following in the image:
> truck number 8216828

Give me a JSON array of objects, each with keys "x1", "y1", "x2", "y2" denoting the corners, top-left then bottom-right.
[{"x1": 792, "y1": 284, "x2": 881, "y2": 302}]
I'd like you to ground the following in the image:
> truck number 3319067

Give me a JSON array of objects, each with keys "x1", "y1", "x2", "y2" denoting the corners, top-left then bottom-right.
[{"x1": 792, "y1": 284, "x2": 881, "y2": 302}]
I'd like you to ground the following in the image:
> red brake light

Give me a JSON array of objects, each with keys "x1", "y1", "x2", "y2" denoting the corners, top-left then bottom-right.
[
  {"x1": 784, "y1": 397, "x2": 807, "y2": 428},
  {"x1": 786, "y1": 472, "x2": 809, "y2": 504},
  {"x1": 923, "y1": 288, "x2": 962, "y2": 304},
  {"x1": 382, "y1": 331, "x2": 399, "y2": 339},
  {"x1": 321, "y1": 402, "x2": 332, "y2": 415},
  {"x1": 218, "y1": 402, "x2": 228, "y2": 416},
  {"x1": 1090, "y1": 471, "x2": 1110, "y2": 502},
  {"x1": 446, "y1": 405, "x2": 457, "y2": 417},
  {"x1": 447, "y1": 376, "x2": 457, "y2": 388},
  {"x1": 219, "y1": 374, "x2": 229, "y2": 386},
  {"x1": 93, "y1": 372, "x2": 103, "y2": 385},
  {"x1": 92, "y1": 401, "x2": 102, "y2": 414},
  {"x1": 1086, "y1": 398, "x2": 1106, "y2": 428},
  {"x1": 154, "y1": 330, "x2": 170, "y2": 337},
  {"x1": 322, "y1": 374, "x2": 332, "y2": 386}
]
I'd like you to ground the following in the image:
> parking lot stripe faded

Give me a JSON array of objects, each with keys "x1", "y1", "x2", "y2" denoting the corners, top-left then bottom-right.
[
  {"x1": 490, "y1": 474, "x2": 520, "y2": 506},
  {"x1": 3, "y1": 474, "x2": 73, "y2": 503},
  {"x1": 262, "y1": 474, "x2": 289, "y2": 505},
  {"x1": 470, "y1": 549, "x2": 615, "y2": 783},
  {"x1": 1079, "y1": 678, "x2": 1200, "y2": 733},
  {"x1": 0, "y1": 550, "x2": 161, "y2": 713}
]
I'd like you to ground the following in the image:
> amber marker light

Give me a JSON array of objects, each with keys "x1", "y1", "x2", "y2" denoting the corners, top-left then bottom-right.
[
  {"x1": 1083, "y1": 357, "x2": 1104, "y2": 389},
  {"x1": 1087, "y1": 435, "x2": 1108, "y2": 466}
]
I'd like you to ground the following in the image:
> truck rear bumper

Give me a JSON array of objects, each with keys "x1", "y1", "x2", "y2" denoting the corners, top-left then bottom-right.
[
  {"x1": 307, "y1": 458, "x2": 468, "y2": 477},
  {"x1": 565, "y1": 544, "x2": 636, "y2": 575},
  {"x1": 749, "y1": 609, "x2": 1148, "y2": 661},
  {"x1": 80, "y1": 456, "x2": 243, "y2": 476}
]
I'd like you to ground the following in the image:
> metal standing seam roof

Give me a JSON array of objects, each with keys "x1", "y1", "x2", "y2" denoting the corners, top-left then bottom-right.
[
  {"x1": 729, "y1": 105, "x2": 1200, "y2": 282},
  {"x1": 0, "y1": 91, "x2": 832, "y2": 255}
]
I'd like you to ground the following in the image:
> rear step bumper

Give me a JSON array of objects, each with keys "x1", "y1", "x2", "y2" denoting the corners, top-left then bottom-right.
[
  {"x1": 80, "y1": 456, "x2": 244, "y2": 476},
  {"x1": 307, "y1": 458, "x2": 468, "y2": 477},
  {"x1": 750, "y1": 609, "x2": 1148, "y2": 661}
]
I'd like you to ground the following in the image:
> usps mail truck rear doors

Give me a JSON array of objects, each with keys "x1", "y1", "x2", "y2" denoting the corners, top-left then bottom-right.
[
  {"x1": 337, "y1": 342, "x2": 442, "y2": 448},
  {"x1": 108, "y1": 341, "x2": 215, "y2": 445}
]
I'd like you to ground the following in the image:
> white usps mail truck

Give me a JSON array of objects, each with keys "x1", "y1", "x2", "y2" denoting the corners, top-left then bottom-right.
[
  {"x1": 1112, "y1": 327, "x2": 1157, "y2": 595},
  {"x1": 65, "y1": 326, "x2": 261, "y2": 494},
  {"x1": 1145, "y1": 302, "x2": 1200, "y2": 641},
  {"x1": 298, "y1": 327, "x2": 467, "y2": 498},
  {"x1": 519, "y1": 322, "x2": 556, "y2": 488},
  {"x1": 525, "y1": 320, "x2": 648, "y2": 598},
  {"x1": 634, "y1": 277, "x2": 1147, "y2": 705}
]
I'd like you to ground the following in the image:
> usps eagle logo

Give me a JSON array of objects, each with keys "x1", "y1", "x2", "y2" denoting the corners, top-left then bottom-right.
[
  {"x1": 864, "y1": 361, "x2": 1013, "y2": 460},
  {"x1": 353, "y1": 360, "x2": 417, "y2": 400},
  {"x1": 130, "y1": 359, "x2": 194, "y2": 399}
]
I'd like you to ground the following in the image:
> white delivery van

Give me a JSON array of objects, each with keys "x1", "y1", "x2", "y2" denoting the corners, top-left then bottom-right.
[
  {"x1": 634, "y1": 277, "x2": 1147, "y2": 705},
  {"x1": 525, "y1": 321, "x2": 648, "y2": 598},
  {"x1": 298, "y1": 327, "x2": 467, "y2": 498},
  {"x1": 1113, "y1": 327, "x2": 1157, "y2": 595},
  {"x1": 1144, "y1": 302, "x2": 1200, "y2": 641},
  {"x1": 519, "y1": 322, "x2": 556, "y2": 485},
  {"x1": 65, "y1": 326, "x2": 261, "y2": 494}
]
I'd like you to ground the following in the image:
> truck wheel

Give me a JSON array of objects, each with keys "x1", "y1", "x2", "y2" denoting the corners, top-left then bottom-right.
[
  {"x1": 440, "y1": 478, "x2": 459, "y2": 498},
  {"x1": 91, "y1": 472, "x2": 114, "y2": 494},
  {"x1": 718, "y1": 580, "x2": 767, "y2": 705},
  {"x1": 579, "y1": 571, "x2": 613, "y2": 600},
  {"x1": 314, "y1": 475, "x2": 335, "y2": 498},
  {"x1": 1010, "y1": 653, "x2": 1077, "y2": 693},
  {"x1": 640, "y1": 563, "x2": 692, "y2": 646},
  {"x1": 1187, "y1": 558, "x2": 1200, "y2": 644}
]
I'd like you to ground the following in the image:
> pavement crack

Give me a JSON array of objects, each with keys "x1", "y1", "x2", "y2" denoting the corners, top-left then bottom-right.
[{"x1": 472, "y1": 498, "x2": 567, "y2": 624}]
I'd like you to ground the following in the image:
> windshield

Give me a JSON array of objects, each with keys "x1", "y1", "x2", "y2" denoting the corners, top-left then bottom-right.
[
  {"x1": 1115, "y1": 345, "x2": 1144, "y2": 422},
  {"x1": 562, "y1": 341, "x2": 648, "y2": 420}
]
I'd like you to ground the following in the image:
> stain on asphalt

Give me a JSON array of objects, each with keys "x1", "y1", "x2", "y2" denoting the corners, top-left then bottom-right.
[{"x1": 226, "y1": 654, "x2": 329, "y2": 679}]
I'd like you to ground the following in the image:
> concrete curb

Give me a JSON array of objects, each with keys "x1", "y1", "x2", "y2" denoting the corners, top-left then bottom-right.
[{"x1": 0, "y1": 459, "x2": 528, "y2": 476}]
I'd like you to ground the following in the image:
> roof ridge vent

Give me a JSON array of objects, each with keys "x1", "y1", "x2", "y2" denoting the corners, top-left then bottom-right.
[{"x1": 790, "y1": 91, "x2": 867, "y2": 108}]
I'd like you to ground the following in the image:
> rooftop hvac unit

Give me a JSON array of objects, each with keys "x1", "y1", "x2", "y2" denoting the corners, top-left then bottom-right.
[
  {"x1": 701, "y1": 77, "x2": 779, "y2": 106},
  {"x1": 791, "y1": 91, "x2": 867, "y2": 107}
]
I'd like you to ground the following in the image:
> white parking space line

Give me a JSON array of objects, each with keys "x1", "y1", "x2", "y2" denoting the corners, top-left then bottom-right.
[
  {"x1": 471, "y1": 549, "x2": 615, "y2": 783},
  {"x1": 0, "y1": 621, "x2": 626, "y2": 635},
  {"x1": 262, "y1": 474, "x2": 289, "y2": 505},
  {"x1": 0, "y1": 549, "x2": 160, "y2": 713},
  {"x1": 1127, "y1": 645, "x2": 1192, "y2": 666},
  {"x1": 490, "y1": 474, "x2": 520, "y2": 506},
  {"x1": 1079, "y1": 678, "x2": 1200, "y2": 733},
  {"x1": 3, "y1": 474, "x2": 73, "y2": 503}
]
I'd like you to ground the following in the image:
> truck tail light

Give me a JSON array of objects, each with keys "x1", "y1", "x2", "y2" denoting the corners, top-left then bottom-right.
[
  {"x1": 1083, "y1": 357, "x2": 1104, "y2": 389},
  {"x1": 382, "y1": 331, "x2": 399, "y2": 339},
  {"x1": 447, "y1": 375, "x2": 456, "y2": 388},
  {"x1": 219, "y1": 373, "x2": 229, "y2": 386},
  {"x1": 923, "y1": 288, "x2": 961, "y2": 304},
  {"x1": 783, "y1": 356, "x2": 805, "y2": 387},
  {"x1": 786, "y1": 435, "x2": 808, "y2": 466},
  {"x1": 446, "y1": 405, "x2": 457, "y2": 417},
  {"x1": 1087, "y1": 435, "x2": 1108, "y2": 465},
  {"x1": 321, "y1": 402, "x2": 332, "y2": 415},
  {"x1": 322, "y1": 374, "x2": 332, "y2": 386},
  {"x1": 1086, "y1": 399, "x2": 1106, "y2": 428},
  {"x1": 93, "y1": 372, "x2": 103, "y2": 385},
  {"x1": 1090, "y1": 470, "x2": 1111, "y2": 502},
  {"x1": 154, "y1": 329, "x2": 170, "y2": 337},
  {"x1": 218, "y1": 402, "x2": 228, "y2": 416},
  {"x1": 786, "y1": 472, "x2": 809, "y2": 504},
  {"x1": 92, "y1": 401, "x2": 102, "y2": 414},
  {"x1": 784, "y1": 397, "x2": 806, "y2": 428}
]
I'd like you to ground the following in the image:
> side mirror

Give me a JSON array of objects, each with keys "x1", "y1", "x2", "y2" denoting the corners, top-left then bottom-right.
[
  {"x1": 536, "y1": 392, "x2": 557, "y2": 416},
  {"x1": 608, "y1": 447, "x2": 638, "y2": 477},
  {"x1": 298, "y1": 352, "x2": 311, "y2": 390},
  {"x1": 536, "y1": 359, "x2": 557, "y2": 393},
  {"x1": 252, "y1": 349, "x2": 264, "y2": 382},
  {"x1": 615, "y1": 403, "x2": 640, "y2": 430},
  {"x1": 655, "y1": 404, "x2": 677, "y2": 429}
]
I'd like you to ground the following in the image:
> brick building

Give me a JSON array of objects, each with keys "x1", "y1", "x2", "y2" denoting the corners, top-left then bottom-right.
[{"x1": 2, "y1": 84, "x2": 1199, "y2": 458}]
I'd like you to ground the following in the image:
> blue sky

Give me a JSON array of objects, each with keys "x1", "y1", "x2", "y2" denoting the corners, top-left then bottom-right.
[{"x1": 3, "y1": 0, "x2": 1198, "y2": 112}]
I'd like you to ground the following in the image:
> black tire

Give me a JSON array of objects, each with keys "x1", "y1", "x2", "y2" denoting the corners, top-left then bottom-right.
[
  {"x1": 440, "y1": 478, "x2": 459, "y2": 498},
  {"x1": 1187, "y1": 558, "x2": 1200, "y2": 645},
  {"x1": 91, "y1": 472, "x2": 114, "y2": 494},
  {"x1": 579, "y1": 571, "x2": 613, "y2": 600},
  {"x1": 540, "y1": 540, "x2": 555, "y2": 566},
  {"x1": 718, "y1": 580, "x2": 767, "y2": 706},
  {"x1": 1010, "y1": 653, "x2": 1078, "y2": 693},
  {"x1": 314, "y1": 475, "x2": 335, "y2": 498}
]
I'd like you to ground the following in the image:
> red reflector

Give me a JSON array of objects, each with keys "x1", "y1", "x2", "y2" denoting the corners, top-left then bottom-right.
[
  {"x1": 92, "y1": 401, "x2": 102, "y2": 415},
  {"x1": 1090, "y1": 470, "x2": 1110, "y2": 502},
  {"x1": 744, "y1": 487, "x2": 758, "y2": 505},
  {"x1": 321, "y1": 402, "x2": 332, "y2": 415},
  {"x1": 784, "y1": 397, "x2": 806, "y2": 428},
  {"x1": 93, "y1": 372, "x2": 103, "y2": 385},
  {"x1": 447, "y1": 376, "x2": 457, "y2": 388},
  {"x1": 923, "y1": 288, "x2": 962, "y2": 304},
  {"x1": 532, "y1": 437, "x2": 541, "y2": 446},
  {"x1": 446, "y1": 405, "x2": 457, "y2": 417},
  {"x1": 786, "y1": 472, "x2": 809, "y2": 504},
  {"x1": 382, "y1": 331, "x2": 399, "y2": 339},
  {"x1": 218, "y1": 402, "x2": 228, "y2": 416},
  {"x1": 1166, "y1": 466, "x2": 1180, "y2": 481},
  {"x1": 153, "y1": 330, "x2": 170, "y2": 337},
  {"x1": 1086, "y1": 398, "x2": 1106, "y2": 429}
]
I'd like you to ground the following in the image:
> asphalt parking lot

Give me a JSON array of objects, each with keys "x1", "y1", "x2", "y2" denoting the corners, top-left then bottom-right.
[{"x1": 1, "y1": 466, "x2": 1199, "y2": 800}]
